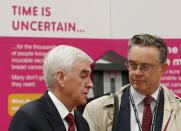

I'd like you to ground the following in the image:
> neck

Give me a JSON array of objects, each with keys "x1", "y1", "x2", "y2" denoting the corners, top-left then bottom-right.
[{"x1": 50, "y1": 89, "x2": 75, "y2": 112}]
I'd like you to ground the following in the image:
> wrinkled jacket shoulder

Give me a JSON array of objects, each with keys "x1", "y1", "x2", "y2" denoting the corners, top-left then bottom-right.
[
  {"x1": 83, "y1": 84, "x2": 129, "y2": 131},
  {"x1": 162, "y1": 85, "x2": 181, "y2": 131}
]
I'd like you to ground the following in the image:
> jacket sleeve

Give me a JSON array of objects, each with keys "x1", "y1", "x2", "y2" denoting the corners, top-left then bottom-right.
[
  {"x1": 8, "y1": 109, "x2": 38, "y2": 131},
  {"x1": 83, "y1": 95, "x2": 115, "y2": 131},
  {"x1": 83, "y1": 102, "x2": 98, "y2": 131}
]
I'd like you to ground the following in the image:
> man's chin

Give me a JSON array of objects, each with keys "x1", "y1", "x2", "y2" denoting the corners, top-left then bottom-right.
[
  {"x1": 133, "y1": 83, "x2": 144, "y2": 89},
  {"x1": 79, "y1": 99, "x2": 87, "y2": 106},
  {"x1": 132, "y1": 84, "x2": 150, "y2": 95}
]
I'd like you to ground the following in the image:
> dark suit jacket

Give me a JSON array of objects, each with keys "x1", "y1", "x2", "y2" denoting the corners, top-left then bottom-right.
[{"x1": 8, "y1": 92, "x2": 90, "y2": 131}]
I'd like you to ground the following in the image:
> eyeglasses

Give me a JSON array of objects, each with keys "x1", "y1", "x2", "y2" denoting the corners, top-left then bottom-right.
[{"x1": 125, "y1": 62, "x2": 154, "y2": 73}]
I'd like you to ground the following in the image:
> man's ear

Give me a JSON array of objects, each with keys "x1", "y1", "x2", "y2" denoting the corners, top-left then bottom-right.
[
  {"x1": 55, "y1": 70, "x2": 65, "y2": 87},
  {"x1": 161, "y1": 63, "x2": 168, "y2": 74}
]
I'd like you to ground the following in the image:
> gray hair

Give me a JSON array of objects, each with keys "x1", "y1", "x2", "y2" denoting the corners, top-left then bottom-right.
[
  {"x1": 128, "y1": 33, "x2": 168, "y2": 64},
  {"x1": 43, "y1": 45, "x2": 93, "y2": 88}
]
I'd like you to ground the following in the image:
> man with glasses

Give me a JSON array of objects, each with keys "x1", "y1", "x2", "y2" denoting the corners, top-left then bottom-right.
[{"x1": 83, "y1": 34, "x2": 181, "y2": 131}]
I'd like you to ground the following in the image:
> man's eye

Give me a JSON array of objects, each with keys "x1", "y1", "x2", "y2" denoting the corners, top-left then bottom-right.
[
  {"x1": 142, "y1": 65, "x2": 149, "y2": 69},
  {"x1": 142, "y1": 65, "x2": 152, "y2": 71},
  {"x1": 130, "y1": 63, "x2": 137, "y2": 69},
  {"x1": 80, "y1": 75, "x2": 87, "y2": 78}
]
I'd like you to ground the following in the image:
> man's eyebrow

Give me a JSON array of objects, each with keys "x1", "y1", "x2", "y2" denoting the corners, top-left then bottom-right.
[
  {"x1": 128, "y1": 60, "x2": 152, "y2": 65},
  {"x1": 80, "y1": 69, "x2": 90, "y2": 74},
  {"x1": 127, "y1": 60, "x2": 135, "y2": 63}
]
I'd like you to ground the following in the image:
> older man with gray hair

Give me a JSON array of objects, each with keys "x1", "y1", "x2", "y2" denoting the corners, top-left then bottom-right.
[{"x1": 9, "y1": 45, "x2": 93, "y2": 131}]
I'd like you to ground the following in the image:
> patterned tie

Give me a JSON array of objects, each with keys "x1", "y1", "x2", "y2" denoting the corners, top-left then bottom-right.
[
  {"x1": 65, "y1": 113, "x2": 75, "y2": 131},
  {"x1": 142, "y1": 96, "x2": 152, "y2": 131}
]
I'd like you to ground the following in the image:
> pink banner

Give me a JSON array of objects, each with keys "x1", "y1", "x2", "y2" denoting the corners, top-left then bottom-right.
[{"x1": 0, "y1": 37, "x2": 181, "y2": 130}]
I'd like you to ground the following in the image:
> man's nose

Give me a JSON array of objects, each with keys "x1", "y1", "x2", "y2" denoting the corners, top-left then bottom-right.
[
  {"x1": 134, "y1": 66, "x2": 143, "y2": 75},
  {"x1": 87, "y1": 77, "x2": 93, "y2": 88}
]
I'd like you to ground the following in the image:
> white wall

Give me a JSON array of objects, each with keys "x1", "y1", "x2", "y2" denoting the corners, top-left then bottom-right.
[
  {"x1": 1, "y1": 0, "x2": 181, "y2": 38},
  {"x1": 110, "y1": 0, "x2": 181, "y2": 38}
]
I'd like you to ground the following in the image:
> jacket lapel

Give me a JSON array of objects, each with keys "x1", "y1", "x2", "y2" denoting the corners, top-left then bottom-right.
[
  {"x1": 75, "y1": 110, "x2": 89, "y2": 131},
  {"x1": 154, "y1": 88, "x2": 164, "y2": 131},
  {"x1": 161, "y1": 86, "x2": 180, "y2": 131},
  {"x1": 104, "y1": 84, "x2": 131, "y2": 131},
  {"x1": 115, "y1": 87, "x2": 130, "y2": 131},
  {"x1": 39, "y1": 91, "x2": 67, "y2": 131}
]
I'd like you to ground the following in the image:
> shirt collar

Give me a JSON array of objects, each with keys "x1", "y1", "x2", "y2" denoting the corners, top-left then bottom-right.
[
  {"x1": 130, "y1": 85, "x2": 161, "y2": 106},
  {"x1": 48, "y1": 91, "x2": 74, "y2": 119}
]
